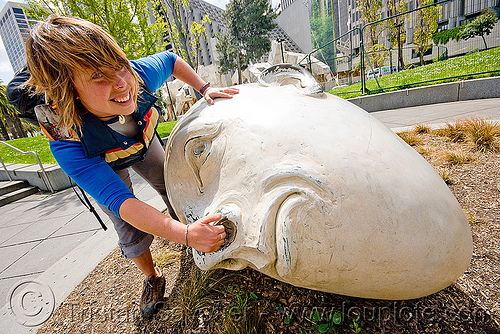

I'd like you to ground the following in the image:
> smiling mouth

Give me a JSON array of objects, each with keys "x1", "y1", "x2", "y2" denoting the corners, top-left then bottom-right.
[{"x1": 111, "y1": 92, "x2": 131, "y2": 103}]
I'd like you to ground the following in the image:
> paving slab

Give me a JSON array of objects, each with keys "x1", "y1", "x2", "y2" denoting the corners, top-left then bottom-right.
[
  {"x1": 0, "y1": 242, "x2": 38, "y2": 277},
  {"x1": 34, "y1": 191, "x2": 91, "y2": 220},
  {"x1": 2, "y1": 216, "x2": 72, "y2": 246},
  {"x1": 51, "y1": 211, "x2": 103, "y2": 237},
  {"x1": 0, "y1": 198, "x2": 44, "y2": 228},
  {"x1": 0, "y1": 224, "x2": 32, "y2": 246},
  {"x1": 0, "y1": 230, "x2": 98, "y2": 282}
]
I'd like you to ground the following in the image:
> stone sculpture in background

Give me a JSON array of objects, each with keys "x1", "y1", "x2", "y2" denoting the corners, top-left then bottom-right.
[{"x1": 163, "y1": 65, "x2": 472, "y2": 300}]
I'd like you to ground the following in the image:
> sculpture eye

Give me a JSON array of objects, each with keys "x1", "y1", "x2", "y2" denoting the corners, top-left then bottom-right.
[
  {"x1": 193, "y1": 141, "x2": 209, "y2": 157},
  {"x1": 184, "y1": 123, "x2": 223, "y2": 194}
]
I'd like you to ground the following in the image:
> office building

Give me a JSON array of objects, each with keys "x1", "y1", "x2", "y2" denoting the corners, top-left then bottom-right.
[
  {"x1": 0, "y1": 1, "x2": 37, "y2": 74},
  {"x1": 277, "y1": 0, "x2": 313, "y2": 53}
]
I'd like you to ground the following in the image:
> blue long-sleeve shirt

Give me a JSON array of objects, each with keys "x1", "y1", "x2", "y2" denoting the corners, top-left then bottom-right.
[{"x1": 49, "y1": 51, "x2": 177, "y2": 218}]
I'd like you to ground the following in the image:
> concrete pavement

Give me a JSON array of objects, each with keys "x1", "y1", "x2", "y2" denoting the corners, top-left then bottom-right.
[
  {"x1": 0, "y1": 97, "x2": 499, "y2": 332},
  {"x1": 0, "y1": 170, "x2": 167, "y2": 333},
  {"x1": 372, "y1": 97, "x2": 500, "y2": 132}
]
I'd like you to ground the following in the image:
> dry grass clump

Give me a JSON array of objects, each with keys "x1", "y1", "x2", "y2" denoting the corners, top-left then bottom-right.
[
  {"x1": 438, "y1": 118, "x2": 500, "y2": 151},
  {"x1": 160, "y1": 266, "x2": 222, "y2": 327},
  {"x1": 437, "y1": 167, "x2": 453, "y2": 184},
  {"x1": 415, "y1": 145, "x2": 430, "y2": 156},
  {"x1": 413, "y1": 123, "x2": 432, "y2": 134},
  {"x1": 462, "y1": 118, "x2": 500, "y2": 151},
  {"x1": 397, "y1": 131, "x2": 423, "y2": 146},
  {"x1": 438, "y1": 119, "x2": 469, "y2": 142},
  {"x1": 443, "y1": 148, "x2": 476, "y2": 165},
  {"x1": 153, "y1": 249, "x2": 182, "y2": 267},
  {"x1": 464, "y1": 209, "x2": 481, "y2": 225},
  {"x1": 215, "y1": 286, "x2": 262, "y2": 334},
  {"x1": 158, "y1": 262, "x2": 264, "y2": 333}
]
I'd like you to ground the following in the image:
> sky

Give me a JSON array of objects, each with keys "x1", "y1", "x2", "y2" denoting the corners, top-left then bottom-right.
[{"x1": 0, "y1": 0, "x2": 281, "y2": 85}]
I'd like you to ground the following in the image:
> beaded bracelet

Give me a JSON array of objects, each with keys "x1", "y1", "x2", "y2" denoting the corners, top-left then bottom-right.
[{"x1": 199, "y1": 82, "x2": 211, "y2": 95}]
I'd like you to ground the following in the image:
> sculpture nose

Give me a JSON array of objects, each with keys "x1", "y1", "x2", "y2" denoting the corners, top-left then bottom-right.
[
  {"x1": 193, "y1": 202, "x2": 273, "y2": 271},
  {"x1": 214, "y1": 216, "x2": 237, "y2": 250}
]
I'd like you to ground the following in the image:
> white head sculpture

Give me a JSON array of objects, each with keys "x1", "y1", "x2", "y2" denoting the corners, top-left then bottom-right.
[{"x1": 164, "y1": 66, "x2": 472, "y2": 300}]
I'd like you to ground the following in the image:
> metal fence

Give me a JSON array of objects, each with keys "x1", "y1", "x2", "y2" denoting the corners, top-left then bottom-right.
[
  {"x1": 300, "y1": 0, "x2": 500, "y2": 96},
  {"x1": 0, "y1": 141, "x2": 54, "y2": 193}
]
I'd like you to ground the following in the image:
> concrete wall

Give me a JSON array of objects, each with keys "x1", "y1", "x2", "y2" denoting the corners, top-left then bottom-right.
[
  {"x1": 0, "y1": 163, "x2": 75, "y2": 192},
  {"x1": 276, "y1": 0, "x2": 312, "y2": 53},
  {"x1": 348, "y1": 76, "x2": 500, "y2": 112}
]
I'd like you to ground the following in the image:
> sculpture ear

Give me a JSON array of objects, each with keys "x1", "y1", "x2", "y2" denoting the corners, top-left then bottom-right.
[{"x1": 183, "y1": 122, "x2": 223, "y2": 194}]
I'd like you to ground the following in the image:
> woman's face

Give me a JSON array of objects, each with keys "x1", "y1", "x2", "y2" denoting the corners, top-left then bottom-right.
[{"x1": 73, "y1": 66, "x2": 136, "y2": 118}]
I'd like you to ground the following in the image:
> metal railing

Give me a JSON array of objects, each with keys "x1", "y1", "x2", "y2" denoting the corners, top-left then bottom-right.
[
  {"x1": 301, "y1": 0, "x2": 500, "y2": 96},
  {"x1": 0, "y1": 141, "x2": 55, "y2": 193}
]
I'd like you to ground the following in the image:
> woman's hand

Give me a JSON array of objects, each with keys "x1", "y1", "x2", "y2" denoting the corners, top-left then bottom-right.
[
  {"x1": 187, "y1": 213, "x2": 226, "y2": 253},
  {"x1": 204, "y1": 86, "x2": 239, "y2": 105}
]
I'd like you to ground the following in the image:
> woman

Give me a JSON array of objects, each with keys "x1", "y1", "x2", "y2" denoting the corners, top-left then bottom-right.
[{"x1": 25, "y1": 15, "x2": 238, "y2": 317}]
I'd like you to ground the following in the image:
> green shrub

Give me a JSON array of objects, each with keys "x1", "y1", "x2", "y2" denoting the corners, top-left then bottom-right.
[{"x1": 432, "y1": 26, "x2": 466, "y2": 45}]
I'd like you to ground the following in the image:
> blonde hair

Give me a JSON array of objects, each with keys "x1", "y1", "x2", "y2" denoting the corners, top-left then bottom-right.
[{"x1": 25, "y1": 15, "x2": 140, "y2": 131}]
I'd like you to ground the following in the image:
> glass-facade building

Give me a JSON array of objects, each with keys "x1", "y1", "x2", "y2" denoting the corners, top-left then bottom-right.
[{"x1": 0, "y1": 1, "x2": 37, "y2": 74}]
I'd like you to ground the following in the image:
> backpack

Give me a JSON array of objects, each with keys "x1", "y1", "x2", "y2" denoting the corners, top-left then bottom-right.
[
  {"x1": 6, "y1": 66, "x2": 45, "y2": 125},
  {"x1": 5, "y1": 66, "x2": 107, "y2": 230}
]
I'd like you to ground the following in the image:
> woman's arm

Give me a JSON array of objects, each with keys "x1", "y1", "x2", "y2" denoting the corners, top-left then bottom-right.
[
  {"x1": 172, "y1": 57, "x2": 239, "y2": 104},
  {"x1": 119, "y1": 198, "x2": 226, "y2": 253},
  {"x1": 50, "y1": 140, "x2": 225, "y2": 253}
]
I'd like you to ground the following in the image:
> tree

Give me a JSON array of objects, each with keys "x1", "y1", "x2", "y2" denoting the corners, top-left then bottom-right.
[
  {"x1": 215, "y1": 32, "x2": 242, "y2": 76},
  {"x1": 0, "y1": 86, "x2": 10, "y2": 140},
  {"x1": 160, "y1": 0, "x2": 211, "y2": 70},
  {"x1": 413, "y1": 0, "x2": 441, "y2": 66},
  {"x1": 0, "y1": 84, "x2": 27, "y2": 139},
  {"x1": 386, "y1": 0, "x2": 408, "y2": 69},
  {"x1": 459, "y1": 9, "x2": 498, "y2": 49},
  {"x1": 357, "y1": 0, "x2": 386, "y2": 68},
  {"x1": 216, "y1": 0, "x2": 277, "y2": 84},
  {"x1": 24, "y1": 0, "x2": 168, "y2": 59},
  {"x1": 309, "y1": 0, "x2": 337, "y2": 73}
]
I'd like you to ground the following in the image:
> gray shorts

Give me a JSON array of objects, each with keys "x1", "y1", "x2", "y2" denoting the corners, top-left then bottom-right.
[{"x1": 98, "y1": 136, "x2": 176, "y2": 259}]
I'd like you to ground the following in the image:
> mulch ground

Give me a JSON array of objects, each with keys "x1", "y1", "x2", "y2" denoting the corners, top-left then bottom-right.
[{"x1": 38, "y1": 128, "x2": 500, "y2": 334}]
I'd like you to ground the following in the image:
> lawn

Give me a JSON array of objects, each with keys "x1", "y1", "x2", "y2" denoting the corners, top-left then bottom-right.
[
  {"x1": 0, "y1": 121, "x2": 178, "y2": 164},
  {"x1": 157, "y1": 121, "x2": 177, "y2": 138},
  {"x1": 330, "y1": 46, "x2": 500, "y2": 99},
  {"x1": 0, "y1": 136, "x2": 56, "y2": 164}
]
